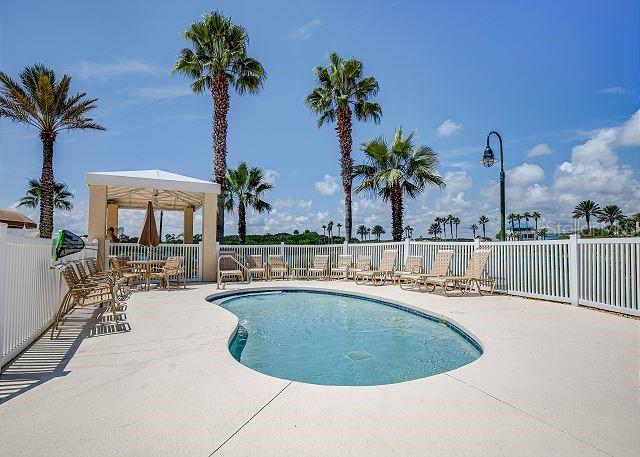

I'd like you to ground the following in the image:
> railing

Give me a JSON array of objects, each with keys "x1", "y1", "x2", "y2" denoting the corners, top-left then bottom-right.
[
  {"x1": 105, "y1": 241, "x2": 203, "y2": 282},
  {"x1": 0, "y1": 224, "x2": 97, "y2": 367},
  {"x1": 221, "y1": 236, "x2": 640, "y2": 317}
]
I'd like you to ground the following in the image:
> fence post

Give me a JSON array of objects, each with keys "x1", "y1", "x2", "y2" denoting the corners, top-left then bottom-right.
[
  {"x1": 104, "y1": 239, "x2": 111, "y2": 269},
  {"x1": 343, "y1": 240, "x2": 348, "y2": 254},
  {"x1": 198, "y1": 241, "x2": 204, "y2": 282},
  {"x1": 404, "y1": 238, "x2": 410, "y2": 262},
  {"x1": 569, "y1": 234, "x2": 580, "y2": 306},
  {"x1": 474, "y1": 238, "x2": 481, "y2": 250},
  {"x1": 280, "y1": 242, "x2": 285, "y2": 257},
  {"x1": 0, "y1": 224, "x2": 7, "y2": 363}
]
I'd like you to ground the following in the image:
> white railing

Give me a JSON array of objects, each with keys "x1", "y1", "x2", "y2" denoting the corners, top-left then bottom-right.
[
  {"x1": 0, "y1": 224, "x2": 97, "y2": 367},
  {"x1": 105, "y1": 241, "x2": 203, "y2": 282},
  {"x1": 221, "y1": 236, "x2": 640, "y2": 317}
]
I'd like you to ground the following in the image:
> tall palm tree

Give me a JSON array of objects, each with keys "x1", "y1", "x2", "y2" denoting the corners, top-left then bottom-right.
[
  {"x1": 538, "y1": 228, "x2": 548, "y2": 240},
  {"x1": 435, "y1": 216, "x2": 446, "y2": 240},
  {"x1": 452, "y1": 216, "x2": 461, "y2": 240},
  {"x1": 507, "y1": 213, "x2": 517, "y2": 239},
  {"x1": 522, "y1": 211, "x2": 531, "y2": 232},
  {"x1": 356, "y1": 224, "x2": 367, "y2": 241},
  {"x1": 336, "y1": 223, "x2": 342, "y2": 237},
  {"x1": 224, "y1": 161, "x2": 272, "y2": 244},
  {"x1": 532, "y1": 211, "x2": 541, "y2": 238},
  {"x1": 428, "y1": 223, "x2": 442, "y2": 239},
  {"x1": 478, "y1": 215, "x2": 489, "y2": 239},
  {"x1": 572, "y1": 200, "x2": 600, "y2": 231},
  {"x1": 173, "y1": 11, "x2": 266, "y2": 242},
  {"x1": 597, "y1": 205, "x2": 624, "y2": 230},
  {"x1": 327, "y1": 220, "x2": 334, "y2": 243},
  {"x1": 371, "y1": 224, "x2": 385, "y2": 240},
  {"x1": 470, "y1": 223, "x2": 478, "y2": 238},
  {"x1": 366, "y1": 227, "x2": 372, "y2": 240},
  {"x1": 18, "y1": 178, "x2": 74, "y2": 211},
  {"x1": 404, "y1": 225, "x2": 413, "y2": 239},
  {"x1": 306, "y1": 53, "x2": 382, "y2": 242},
  {"x1": 0, "y1": 65, "x2": 104, "y2": 238},
  {"x1": 322, "y1": 224, "x2": 327, "y2": 240},
  {"x1": 446, "y1": 215, "x2": 455, "y2": 241},
  {"x1": 354, "y1": 128, "x2": 444, "y2": 241}
]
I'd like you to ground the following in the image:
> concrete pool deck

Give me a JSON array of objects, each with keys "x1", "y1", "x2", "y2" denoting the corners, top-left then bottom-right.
[{"x1": 1, "y1": 281, "x2": 638, "y2": 456}]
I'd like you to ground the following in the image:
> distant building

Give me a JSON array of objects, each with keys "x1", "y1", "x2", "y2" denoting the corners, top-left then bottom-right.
[{"x1": 508, "y1": 221, "x2": 536, "y2": 240}]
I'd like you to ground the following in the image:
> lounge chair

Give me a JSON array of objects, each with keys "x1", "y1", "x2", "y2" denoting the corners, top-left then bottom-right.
[
  {"x1": 50, "y1": 264, "x2": 119, "y2": 338},
  {"x1": 392, "y1": 255, "x2": 423, "y2": 284},
  {"x1": 149, "y1": 256, "x2": 186, "y2": 289},
  {"x1": 246, "y1": 255, "x2": 267, "y2": 280},
  {"x1": 330, "y1": 254, "x2": 352, "y2": 280},
  {"x1": 267, "y1": 255, "x2": 288, "y2": 280},
  {"x1": 424, "y1": 249, "x2": 495, "y2": 296},
  {"x1": 355, "y1": 249, "x2": 398, "y2": 285},
  {"x1": 307, "y1": 255, "x2": 329, "y2": 280},
  {"x1": 348, "y1": 255, "x2": 372, "y2": 280},
  {"x1": 399, "y1": 250, "x2": 454, "y2": 291},
  {"x1": 217, "y1": 253, "x2": 244, "y2": 287}
]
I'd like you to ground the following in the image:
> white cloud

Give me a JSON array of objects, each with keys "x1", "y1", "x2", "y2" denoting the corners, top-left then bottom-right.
[
  {"x1": 264, "y1": 169, "x2": 280, "y2": 185},
  {"x1": 507, "y1": 163, "x2": 545, "y2": 185},
  {"x1": 314, "y1": 174, "x2": 339, "y2": 196},
  {"x1": 66, "y1": 59, "x2": 157, "y2": 80},
  {"x1": 130, "y1": 85, "x2": 191, "y2": 101},
  {"x1": 618, "y1": 109, "x2": 640, "y2": 146},
  {"x1": 598, "y1": 86, "x2": 629, "y2": 95},
  {"x1": 290, "y1": 19, "x2": 323, "y2": 41},
  {"x1": 437, "y1": 119, "x2": 463, "y2": 137},
  {"x1": 526, "y1": 143, "x2": 552, "y2": 158}
]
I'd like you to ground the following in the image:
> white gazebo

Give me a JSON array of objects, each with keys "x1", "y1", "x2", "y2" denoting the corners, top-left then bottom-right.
[{"x1": 85, "y1": 170, "x2": 221, "y2": 281}]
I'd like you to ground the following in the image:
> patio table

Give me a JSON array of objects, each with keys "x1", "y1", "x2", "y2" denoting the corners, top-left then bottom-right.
[{"x1": 127, "y1": 259, "x2": 166, "y2": 291}]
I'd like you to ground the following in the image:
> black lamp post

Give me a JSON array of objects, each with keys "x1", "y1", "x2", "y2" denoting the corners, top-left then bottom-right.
[{"x1": 481, "y1": 131, "x2": 506, "y2": 241}]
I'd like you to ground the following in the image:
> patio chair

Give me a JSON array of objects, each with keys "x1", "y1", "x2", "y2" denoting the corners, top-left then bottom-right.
[
  {"x1": 267, "y1": 255, "x2": 289, "y2": 280},
  {"x1": 149, "y1": 256, "x2": 186, "y2": 289},
  {"x1": 75, "y1": 260, "x2": 126, "y2": 300},
  {"x1": 218, "y1": 253, "x2": 244, "y2": 286},
  {"x1": 355, "y1": 250, "x2": 398, "y2": 285},
  {"x1": 50, "y1": 264, "x2": 119, "y2": 338},
  {"x1": 424, "y1": 249, "x2": 495, "y2": 296},
  {"x1": 392, "y1": 255, "x2": 423, "y2": 284},
  {"x1": 330, "y1": 254, "x2": 352, "y2": 280},
  {"x1": 348, "y1": 255, "x2": 372, "y2": 280},
  {"x1": 307, "y1": 255, "x2": 330, "y2": 280},
  {"x1": 399, "y1": 250, "x2": 454, "y2": 291},
  {"x1": 246, "y1": 255, "x2": 267, "y2": 280},
  {"x1": 110, "y1": 257, "x2": 142, "y2": 289}
]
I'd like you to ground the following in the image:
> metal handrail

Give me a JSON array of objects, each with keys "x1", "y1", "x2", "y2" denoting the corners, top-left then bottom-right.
[{"x1": 217, "y1": 253, "x2": 252, "y2": 289}]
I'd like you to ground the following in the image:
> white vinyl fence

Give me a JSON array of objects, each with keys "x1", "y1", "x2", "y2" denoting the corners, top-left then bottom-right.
[
  {"x1": 105, "y1": 241, "x2": 203, "y2": 282},
  {"x1": 0, "y1": 224, "x2": 97, "y2": 367},
  {"x1": 222, "y1": 236, "x2": 640, "y2": 317}
]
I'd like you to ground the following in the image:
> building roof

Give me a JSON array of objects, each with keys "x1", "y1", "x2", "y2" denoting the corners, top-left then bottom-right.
[{"x1": 85, "y1": 170, "x2": 220, "y2": 211}]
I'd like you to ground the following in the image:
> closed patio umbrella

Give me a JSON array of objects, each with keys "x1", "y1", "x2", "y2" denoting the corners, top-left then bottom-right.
[
  {"x1": 0, "y1": 209, "x2": 37, "y2": 229},
  {"x1": 138, "y1": 201, "x2": 160, "y2": 247}
]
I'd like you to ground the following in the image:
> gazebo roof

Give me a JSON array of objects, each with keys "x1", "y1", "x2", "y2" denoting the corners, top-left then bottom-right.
[{"x1": 85, "y1": 169, "x2": 220, "y2": 211}]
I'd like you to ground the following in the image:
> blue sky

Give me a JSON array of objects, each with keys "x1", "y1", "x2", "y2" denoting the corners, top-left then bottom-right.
[{"x1": 1, "y1": 0, "x2": 638, "y2": 238}]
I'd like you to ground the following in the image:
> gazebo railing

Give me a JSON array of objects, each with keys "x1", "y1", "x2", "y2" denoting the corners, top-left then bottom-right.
[{"x1": 105, "y1": 241, "x2": 203, "y2": 282}]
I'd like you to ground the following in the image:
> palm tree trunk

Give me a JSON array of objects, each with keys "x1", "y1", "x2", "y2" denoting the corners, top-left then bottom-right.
[
  {"x1": 237, "y1": 200, "x2": 246, "y2": 244},
  {"x1": 211, "y1": 71, "x2": 229, "y2": 243},
  {"x1": 482, "y1": 224, "x2": 486, "y2": 239},
  {"x1": 39, "y1": 134, "x2": 55, "y2": 238},
  {"x1": 390, "y1": 183, "x2": 403, "y2": 241},
  {"x1": 336, "y1": 106, "x2": 353, "y2": 242}
]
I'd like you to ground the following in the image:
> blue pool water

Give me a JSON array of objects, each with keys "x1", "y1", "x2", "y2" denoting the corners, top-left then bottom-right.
[{"x1": 214, "y1": 290, "x2": 482, "y2": 386}]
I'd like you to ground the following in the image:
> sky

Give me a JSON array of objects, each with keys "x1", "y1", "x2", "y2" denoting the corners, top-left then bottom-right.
[{"x1": 1, "y1": 0, "x2": 639, "y2": 239}]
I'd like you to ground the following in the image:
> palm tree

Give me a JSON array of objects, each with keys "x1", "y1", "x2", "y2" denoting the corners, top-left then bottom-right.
[
  {"x1": 404, "y1": 225, "x2": 413, "y2": 239},
  {"x1": 0, "y1": 65, "x2": 104, "y2": 238},
  {"x1": 522, "y1": 211, "x2": 531, "y2": 233},
  {"x1": 428, "y1": 223, "x2": 442, "y2": 239},
  {"x1": 354, "y1": 128, "x2": 444, "y2": 241},
  {"x1": 507, "y1": 213, "x2": 517, "y2": 239},
  {"x1": 478, "y1": 215, "x2": 489, "y2": 239},
  {"x1": 572, "y1": 200, "x2": 600, "y2": 231},
  {"x1": 538, "y1": 228, "x2": 549, "y2": 240},
  {"x1": 515, "y1": 213, "x2": 523, "y2": 240},
  {"x1": 436, "y1": 216, "x2": 447, "y2": 240},
  {"x1": 173, "y1": 11, "x2": 266, "y2": 242},
  {"x1": 470, "y1": 224, "x2": 478, "y2": 238},
  {"x1": 322, "y1": 224, "x2": 327, "y2": 241},
  {"x1": 327, "y1": 220, "x2": 334, "y2": 243},
  {"x1": 597, "y1": 205, "x2": 624, "y2": 231},
  {"x1": 452, "y1": 217, "x2": 461, "y2": 240},
  {"x1": 224, "y1": 162, "x2": 272, "y2": 244},
  {"x1": 18, "y1": 178, "x2": 74, "y2": 211},
  {"x1": 532, "y1": 211, "x2": 541, "y2": 238},
  {"x1": 306, "y1": 53, "x2": 382, "y2": 242},
  {"x1": 371, "y1": 225, "x2": 385, "y2": 240},
  {"x1": 445, "y1": 215, "x2": 455, "y2": 241},
  {"x1": 356, "y1": 224, "x2": 367, "y2": 241},
  {"x1": 366, "y1": 227, "x2": 372, "y2": 240},
  {"x1": 337, "y1": 223, "x2": 342, "y2": 237}
]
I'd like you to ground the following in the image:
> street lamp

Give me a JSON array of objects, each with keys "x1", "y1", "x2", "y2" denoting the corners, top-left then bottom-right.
[{"x1": 481, "y1": 131, "x2": 506, "y2": 241}]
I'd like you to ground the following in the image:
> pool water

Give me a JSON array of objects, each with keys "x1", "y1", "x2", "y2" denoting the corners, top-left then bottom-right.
[{"x1": 215, "y1": 290, "x2": 482, "y2": 386}]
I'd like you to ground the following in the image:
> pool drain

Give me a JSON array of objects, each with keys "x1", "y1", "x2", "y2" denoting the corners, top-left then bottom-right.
[{"x1": 344, "y1": 350, "x2": 374, "y2": 361}]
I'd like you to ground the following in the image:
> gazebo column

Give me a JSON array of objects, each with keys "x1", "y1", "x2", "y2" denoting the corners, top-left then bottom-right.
[
  {"x1": 201, "y1": 193, "x2": 218, "y2": 281},
  {"x1": 87, "y1": 185, "x2": 107, "y2": 261},
  {"x1": 106, "y1": 201, "x2": 119, "y2": 231},
  {"x1": 183, "y1": 206, "x2": 194, "y2": 244}
]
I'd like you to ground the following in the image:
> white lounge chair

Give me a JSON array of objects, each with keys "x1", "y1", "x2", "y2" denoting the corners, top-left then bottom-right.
[{"x1": 355, "y1": 250, "x2": 398, "y2": 285}]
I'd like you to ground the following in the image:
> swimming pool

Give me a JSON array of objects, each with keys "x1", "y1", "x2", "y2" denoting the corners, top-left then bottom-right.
[{"x1": 212, "y1": 289, "x2": 482, "y2": 386}]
